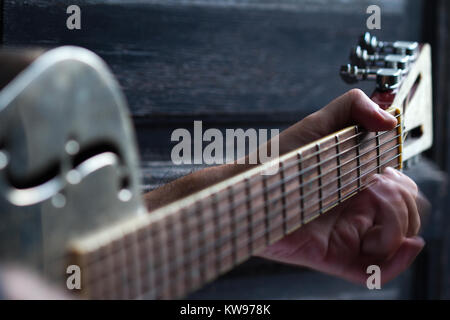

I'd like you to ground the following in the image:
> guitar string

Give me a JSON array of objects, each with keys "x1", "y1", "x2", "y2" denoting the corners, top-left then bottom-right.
[
  {"x1": 163, "y1": 124, "x2": 402, "y2": 233},
  {"x1": 83, "y1": 135, "x2": 401, "y2": 278},
  {"x1": 85, "y1": 152, "x2": 401, "y2": 296},
  {"x1": 83, "y1": 117, "x2": 403, "y2": 296},
  {"x1": 210, "y1": 114, "x2": 401, "y2": 204},
  {"x1": 159, "y1": 152, "x2": 401, "y2": 269},
  {"x1": 126, "y1": 157, "x2": 401, "y2": 297},
  {"x1": 163, "y1": 135, "x2": 401, "y2": 241}
]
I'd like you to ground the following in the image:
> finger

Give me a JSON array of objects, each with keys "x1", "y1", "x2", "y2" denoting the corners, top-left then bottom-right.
[
  {"x1": 310, "y1": 89, "x2": 397, "y2": 136},
  {"x1": 383, "y1": 167, "x2": 418, "y2": 197},
  {"x1": 383, "y1": 168, "x2": 421, "y2": 236},
  {"x1": 378, "y1": 236, "x2": 425, "y2": 285},
  {"x1": 361, "y1": 175, "x2": 408, "y2": 259}
]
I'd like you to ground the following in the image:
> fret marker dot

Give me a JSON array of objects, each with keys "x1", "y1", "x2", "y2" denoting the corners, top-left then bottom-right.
[
  {"x1": 51, "y1": 193, "x2": 66, "y2": 208},
  {"x1": 0, "y1": 151, "x2": 8, "y2": 170},
  {"x1": 66, "y1": 169, "x2": 81, "y2": 184},
  {"x1": 118, "y1": 189, "x2": 132, "y2": 202},
  {"x1": 65, "y1": 140, "x2": 80, "y2": 155}
]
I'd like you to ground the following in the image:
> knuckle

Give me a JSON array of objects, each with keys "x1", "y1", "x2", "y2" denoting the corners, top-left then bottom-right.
[{"x1": 347, "y1": 88, "x2": 366, "y2": 102}]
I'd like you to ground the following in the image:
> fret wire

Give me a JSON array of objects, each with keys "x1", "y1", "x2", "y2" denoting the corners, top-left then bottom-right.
[
  {"x1": 165, "y1": 215, "x2": 178, "y2": 298},
  {"x1": 146, "y1": 125, "x2": 401, "y2": 242},
  {"x1": 244, "y1": 178, "x2": 254, "y2": 255},
  {"x1": 212, "y1": 118, "x2": 401, "y2": 204},
  {"x1": 159, "y1": 218, "x2": 170, "y2": 299},
  {"x1": 85, "y1": 149, "x2": 401, "y2": 299},
  {"x1": 164, "y1": 142, "x2": 402, "y2": 255},
  {"x1": 145, "y1": 225, "x2": 157, "y2": 299},
  {"x1": 279, "y1": 161, "x2": 288, "y2": 235},
  {"x1": 139, "y1": 158, "x2": 401, "y2": 294},
  {"x1": 262, "y1": 175, "x2": 270, "y2": 245},
  {"x1": 220, "y1": 125, "x2": 401, "y2": 210},
  {"x1": 118, "y1": 233, "x2": 130, "y2": 299},
  {"x1": 180, "y1": 208, "x2": 193, "y2": 293},
  {"x1": 78, "y1": 122, "x2": 404, "y2": 298},
  {"x1": 159, "y1": 131, "x2": 402, "y2": 243},
  {"x1": 211, "y1": 193, "x2": 221, "y2": 277},
  {"x1": 297, "y1": 151, "x2": 305, "y2": 225},
  {"x1": 316, "y1": 143, "x2": 323, "y2": 214},
  {"x1": 227, "y1": 186, "x2": 238, "y2": 266},
  {"x1": 355, "y1": 126, "x2": 362, "y2": 191},
  {"x1": 335, "y1": 135, "x2": 342, "y2": 203},
  {"x1": 376, "y1": 131, "x2": 381, "y2": 173},
  {"x1": 127, "y1": 230, "x2": 141, "y2": 299},
  {"x1": 195, "y1": 201, "x2": 207, "y2": 285},
  {"x1": 119, "y1": 135, "x2": 402, "y2": 267},
  {"x1": 217, "y1": 133, "x2": 402, "y2": 222}
]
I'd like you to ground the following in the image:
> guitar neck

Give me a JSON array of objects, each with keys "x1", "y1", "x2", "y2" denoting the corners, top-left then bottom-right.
[{"x1": 69, "y1": 108, "x2": 402, "y2": 299}]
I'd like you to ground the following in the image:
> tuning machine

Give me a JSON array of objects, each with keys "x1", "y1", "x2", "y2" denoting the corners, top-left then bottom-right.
[
  {"x1": 359, "y1": 32, "x2": 418, "y2": 59},
  {"x1": 340, "y1": 64, "x2": 402, "y2": 91},
  {"x1": 350, "y1": 45, "x2": 410, "y2": 71}
]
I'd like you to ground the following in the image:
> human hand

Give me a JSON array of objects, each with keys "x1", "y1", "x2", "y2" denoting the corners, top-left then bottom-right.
[{"x1": 257, "y1": 89, "x2": 426, "y2": 285}]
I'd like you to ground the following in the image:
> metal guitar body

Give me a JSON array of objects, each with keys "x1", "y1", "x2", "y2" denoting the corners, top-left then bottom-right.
[{"x1": 0, "y1": 47, "x2": 144, "y2": 282}]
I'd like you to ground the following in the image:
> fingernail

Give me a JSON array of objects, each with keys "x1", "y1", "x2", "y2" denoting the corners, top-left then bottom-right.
[{"x1": 378, "y1": 108, "x2": 397, "y2": 123}]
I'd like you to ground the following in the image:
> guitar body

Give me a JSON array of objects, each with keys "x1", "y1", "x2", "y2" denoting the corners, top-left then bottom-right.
[{"x1": 0, "y1": 47, "x2": 144, "y2": 281}]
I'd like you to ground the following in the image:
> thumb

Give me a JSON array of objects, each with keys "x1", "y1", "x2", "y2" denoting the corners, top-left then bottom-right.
[{"x1": 310, "y1": 89, "x2": 397, "y2": 136}]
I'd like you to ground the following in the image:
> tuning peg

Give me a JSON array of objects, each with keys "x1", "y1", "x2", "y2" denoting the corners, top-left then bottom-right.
[
  {"x1": 359, "y1": 32, "x2": 418, "y2": 59},
  {"x1": 340, "y1": 64, "x2": 402, "y2": 91},
  {"x1": 350, "y1": 45, "x2": 410, "y2": 71}
]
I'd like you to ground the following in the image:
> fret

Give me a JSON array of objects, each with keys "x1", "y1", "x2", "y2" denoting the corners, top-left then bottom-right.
[
  {"x1": 211, "y1": 193, "x2": 221, "y2": 276},
  {"x1": 195, "y1": 201, "x2": 207, "y2": 284},
  {"x1": 376, "y1": 131, "x2": 381, "y2": 173},
  {"x1": 279, "y1": 161, "x2": 288, "y2": 235},
  {"x1": 137, "y1": 224, "x2": 156, "y2": 299},
  {"x1": 265, "y1": 169, "x2": 284, "y2": 243},
  {"x1": 297, "y1": 151, "x2": 305, "y2": 226},
  {"x1": 216, "y1": 189, "x2": 232, "y2": 272},
  {"x1": 248, "y1": 174, "x2": 265, "y2": 252},
  {"x1": 282, "y1": 155, "x2": 302, "y2": 232},
  {"x1": 104, "y1": 241, "x2": 116, "y2": 299},
  {"x1": 354, "y1": 126, "x2": 362, "y2": 190},
  {"x1": 244, "y1": 178, "x2": 253, "y2": 255},
  {"x1": 262, "y1": 174, "x2": 270, "y2": 246},
  {"x1": 231, "y1": 180, "x2": 250, "y2": 263},
  {"x1": 123, "y1": 227, "x2": 140, "y2": 298},
  {"x1": 227, "y1": 186, "x2": 238, "y2": 266},
  {"x1": 113, "y1": 233, "x2": 129, "y2": 299},
  {"x1": 69, "y1": 111, "x2": 404, "y2": 300},
  {"x1": 164, "y1": 215, "x2": 178, "y2": 298},
  {"x1": 316, "y1": 143, "x2": 323, "y2": 214},
  {"x1": 335, "y1": 135, "x2": 342, "y2": 203},
  {"x1": 155, "y1": 219, "x2": 169, "y2": 299}
]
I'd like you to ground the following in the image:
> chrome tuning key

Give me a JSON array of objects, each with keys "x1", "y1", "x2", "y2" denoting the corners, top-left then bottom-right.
[
  {"x1": 350, "y1": 45, "x2": 410, "y2": 71},
  {"x1": 359, "y1": 32, "x2": 418, "y2": 59},
  {"x1": 340, "y1": 64, "x2": 402, "y2": 91}
]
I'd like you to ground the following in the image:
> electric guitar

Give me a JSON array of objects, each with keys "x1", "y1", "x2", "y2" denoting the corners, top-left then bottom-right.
[{"x1": 0, "y1": 32, "x2": 432, "y2": 299}]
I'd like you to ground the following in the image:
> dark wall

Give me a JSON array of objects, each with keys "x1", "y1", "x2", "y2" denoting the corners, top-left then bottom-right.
[{"x1": 2, "y1": 0, "x2": 424, "y2": 161}]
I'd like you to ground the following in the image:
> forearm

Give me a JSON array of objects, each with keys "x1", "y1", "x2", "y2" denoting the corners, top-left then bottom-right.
[{"x1": 143, "y1": 162, "x2": 250, "y2": 212}]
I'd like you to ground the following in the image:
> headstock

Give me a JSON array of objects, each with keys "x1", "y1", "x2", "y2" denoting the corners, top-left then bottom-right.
[{"x1": 340, "y1": 32, "x2": 433, "y2": 162}]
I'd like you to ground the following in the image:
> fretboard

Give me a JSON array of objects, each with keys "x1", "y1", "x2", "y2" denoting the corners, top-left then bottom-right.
[{"x1": 68, "y1": 108, "x2": 402, "y2": 299}]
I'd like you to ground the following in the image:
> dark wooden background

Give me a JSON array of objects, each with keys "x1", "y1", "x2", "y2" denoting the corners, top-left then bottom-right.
[{"x1": 2, "y1": 0, "x2": 449, "y2": 299}]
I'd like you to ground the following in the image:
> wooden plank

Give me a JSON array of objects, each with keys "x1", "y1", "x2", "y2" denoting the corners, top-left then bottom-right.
[{"x1": 3, "y1": 0, "x2": 422, "y2": 120}]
